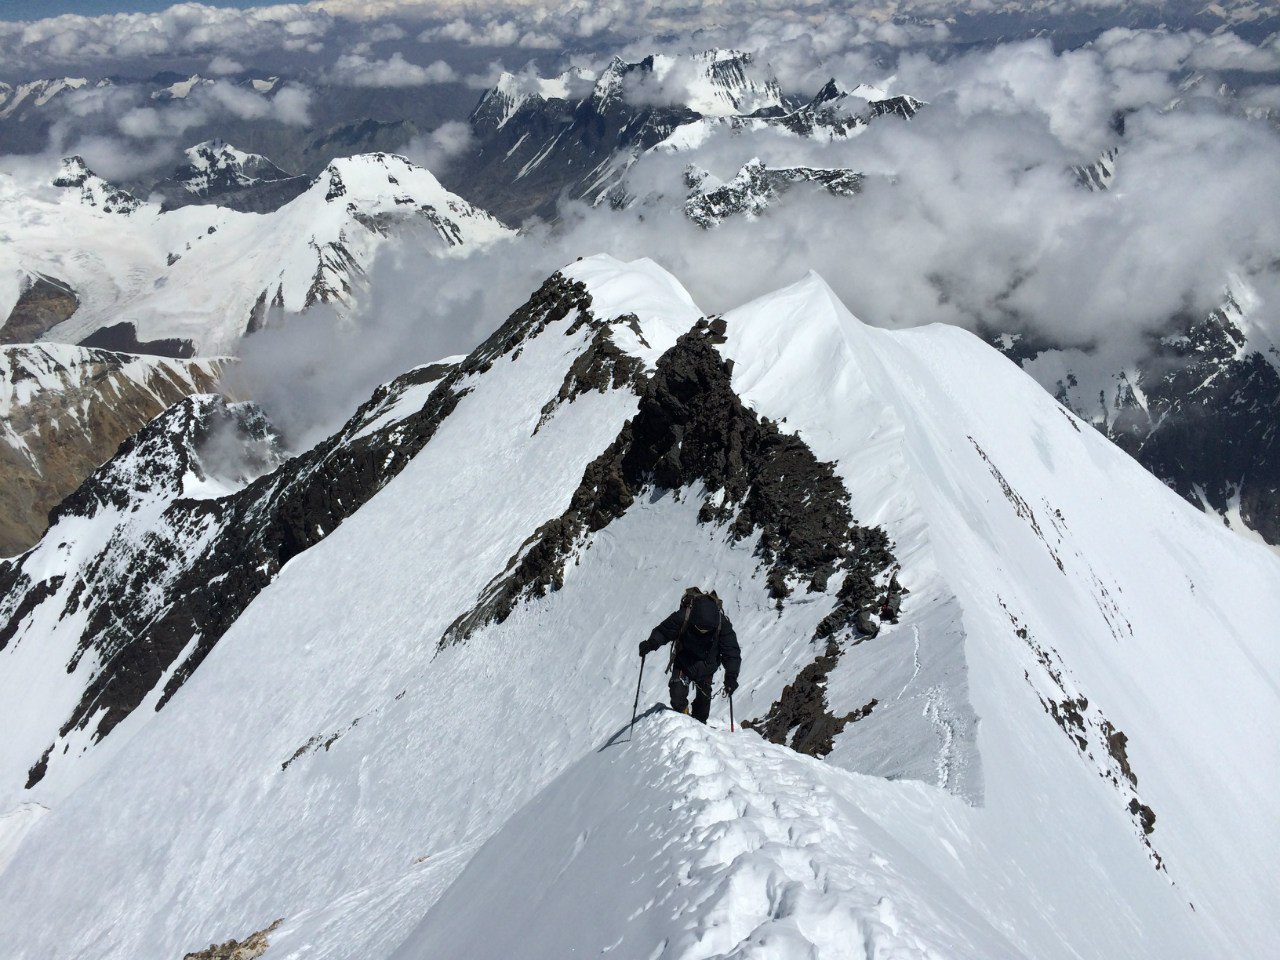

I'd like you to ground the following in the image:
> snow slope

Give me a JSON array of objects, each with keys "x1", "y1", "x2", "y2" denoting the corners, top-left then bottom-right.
[
  {"x1": 0, "y1": 256, "x2": 1276, "y2": 959},
  {"x1": 396, "y1": 710, "x2": 1020, "y2": 960},
  {"x1": 0, "y1": 153, "x2": 512, "y2": 355}
]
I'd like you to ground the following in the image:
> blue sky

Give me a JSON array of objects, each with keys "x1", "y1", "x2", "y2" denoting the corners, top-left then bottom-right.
[{"x1": 0, "y1": 1, "x2": 266, "y2": 20}]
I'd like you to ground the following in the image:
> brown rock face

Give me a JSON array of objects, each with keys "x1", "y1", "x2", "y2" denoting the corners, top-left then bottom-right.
[
  {"x1": 0, "y1": 344, "x2": 226, "y2": 556},
  {"x1": 0, "y1": 275, "x2": 79, "y2": 344},
  {"x1": 182, "y1": 919, "x2": 282, "y2": 960}
]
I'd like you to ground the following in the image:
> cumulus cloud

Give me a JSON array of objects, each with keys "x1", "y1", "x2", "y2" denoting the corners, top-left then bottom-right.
[
  {"x1": 1, "y1": 0, "x2": 1271, "y2": 81},
  {"x1": 207, "y1": 54, "x2": 245, "y2": 75},
  {"x1": 2, "y1": 3, "x2": 1275, "y2": 447},
  {"x1": 0, "y1": 4, "x2": 335, "y2": 70},
  {"x1": 329, "y1": 51, "x2": 458, "y2": 86},
  {"x1": 228, "y1": 29, "x2": 1279, "y2": 448},
  {"x1": 366, "y1": 23, "x2": 407, "y2": 43}
]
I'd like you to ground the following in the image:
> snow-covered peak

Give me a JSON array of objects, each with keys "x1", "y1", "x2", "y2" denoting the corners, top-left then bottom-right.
[
  {"x1": 184, "y1": 140, "x2": 256, "y2": 172},
  {"x1": 173, "y1": 140, "x2": 293, "y2": 196},
  {"x1": 473, "y1": 67, "x2": 593, "y2": 129},
  {"x1": 311, "y1": 152, "x2": 507, "y2": 233},
  {"x1": 562, "y1": 254, "x2": 702, "y2": 368},
  {"x1": 1074, "y1": 146, "x2": 1120, "y2": 192},
  {"x1": 50, "y1": 156, "x2": 143, "y2": 215},
  {"x1": 587, "y1": 50, "x2": 782, "y2": 118},
  {"x1": 0, "y1": 77, "x2": 87, "y2": 119},
  {"x1": 683, "y1": 48, "x2": 783, "y2": 117},
  {"x1": 2, "y1": 150, "x2": 512, "y2": 356},
  {"x1": 151, "y1": 75, "x2": 213, "y2": 100}
]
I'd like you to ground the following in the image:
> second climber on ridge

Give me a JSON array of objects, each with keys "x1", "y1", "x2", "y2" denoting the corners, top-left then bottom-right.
[{"x1": 638, "y1": 588, "x2": 741, "y2": 724}]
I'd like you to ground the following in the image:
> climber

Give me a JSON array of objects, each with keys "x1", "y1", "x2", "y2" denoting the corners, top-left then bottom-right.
[{"x1": 638, "y1": 588, "x2": 741, "y2": 723}]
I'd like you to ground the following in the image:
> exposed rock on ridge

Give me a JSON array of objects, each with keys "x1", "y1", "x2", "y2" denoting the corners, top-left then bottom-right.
[
  {"x1": 684, "y1": 158, "x2": 864, "y2": 227},
  {"x1": 442, "y1": 318, "x2": 901, "y2": 758},
  {"x1": 0, "y1": 344, "x2": 224, "y2": 556},
  {"x1": 0, "y1": 273, "x2": 598, "y2": 791}
]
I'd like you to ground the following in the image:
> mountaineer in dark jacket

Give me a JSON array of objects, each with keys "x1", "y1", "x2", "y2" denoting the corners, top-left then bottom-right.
[{"x1": 638, "y1": 589, "x2": 741, "y2": 724}]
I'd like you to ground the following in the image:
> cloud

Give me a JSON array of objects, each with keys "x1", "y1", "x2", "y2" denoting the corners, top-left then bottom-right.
[
  {"x1": 227, "y1": 224, "x2": 530, "y2": 450},
  {"x1": 403, "y1": 120, "x2": 475, "y2": 173},
  {"x1": 0, "y1": 5, "x2": 336, "y2": 71},
  {"x1": 36, "y1": 78, "x2": 314, "y2": 180},
  {"x1": 1093, "y1": 27, "x2": 1280, "y2": 76},
  {"x1": 207, "y1": 54, "x2": 245, "y2": 75},
  {"x1": 228, "y1": 30, "x2": 1279, "y2": 449},
  {"x1": 366, "y1": 23, "x2": 407, "y2": 42},
  {"x1": 329, "y1": 51, "x2": 458, "y2": 86},
  {"x1": 58, "y1": 133, "x2": 180, "y2": 180}
]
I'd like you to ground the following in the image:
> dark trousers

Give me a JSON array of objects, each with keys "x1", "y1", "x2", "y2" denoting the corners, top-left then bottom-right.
[{"x1": 669, "y1": 668, "x2": 713, "y2": 723}]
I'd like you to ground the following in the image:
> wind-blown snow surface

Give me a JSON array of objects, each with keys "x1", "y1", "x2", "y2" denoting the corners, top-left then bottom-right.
[{"x1": 0, "y1": 257, "x2": 1277, "y2": 959}]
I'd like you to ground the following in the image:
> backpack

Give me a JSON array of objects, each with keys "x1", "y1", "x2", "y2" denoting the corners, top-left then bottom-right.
[{"x1": 668, "y1": 588, "x2": 722, "y2": 673}]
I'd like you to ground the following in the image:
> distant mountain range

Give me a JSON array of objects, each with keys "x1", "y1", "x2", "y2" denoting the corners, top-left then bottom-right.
[{"x1": 0, "y1": 151, "x2": 512, "y2": 357}]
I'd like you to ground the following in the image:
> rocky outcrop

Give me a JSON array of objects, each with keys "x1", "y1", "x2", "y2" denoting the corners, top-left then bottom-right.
[
  {"x1": 1005, "y1": 599, "x2": 1165, "y2": 869},
  {"x1": 182, "y1": 919, "x2": 282, "y2": 960},
  {"x1": 684, "y1": 159, "x2": 864, "y2": 227},
  {"x1": 440, "y1": 311, "x2": 903, "y2": 758},
  {"x1": 1, "y1": 273, "x2": 592, "y2": 790},
  {"x1": 78, "y1": 321, "x2": 195, "y2": 359},
  {"x1": 0, "y1": 345, "x2": 224, "y2": 556},
  {"x1": 0, "y1": 274, "x2": 78, "y2": 344}
]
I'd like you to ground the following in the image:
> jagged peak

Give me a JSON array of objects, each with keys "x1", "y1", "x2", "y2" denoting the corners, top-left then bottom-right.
[
  {"x1": 52, "y1": 155, "x2": 92, "y2": 187},
  {"x1": 50, "y1": 155, "x2": 143, "y2": 215}
]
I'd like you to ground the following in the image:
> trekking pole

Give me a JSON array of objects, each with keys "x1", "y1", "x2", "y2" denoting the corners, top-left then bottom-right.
[
  {"x1": 729, "y1": 690, "x2": 735, "y2": 732},
  {"x1": 629, "y1": 655, "x2": 646, "y2": 739}
]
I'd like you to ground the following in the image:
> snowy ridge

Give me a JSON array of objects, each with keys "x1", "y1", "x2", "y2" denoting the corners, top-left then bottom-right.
[
  {"x1": 0, "y1": 77, "x2": 87, "y2": 119},
  {"x1": 151, "y1": 75, "x2": 214, "y2": 100},
  {"x1": 471, "y1": 67, "x2": 593, "y2": 130},
  {"x1": 722, "y1": 272, "x2": 1280, "y2": 942},
  {"x1": 397, "y1": 710, "x2": 1017, "y2": 959},
  {"x1": 684, "y1": 158, "x2": 864, "y2": 227},
  {"x1": 650, "y1": 77, "x2": 924, "y2": 155},
  {"x1": 0, "y1": 152, "x2": 512, "y2": 354},
  {"x1": 0, "y1": 256, "x2": 1276, "y2": 958}
]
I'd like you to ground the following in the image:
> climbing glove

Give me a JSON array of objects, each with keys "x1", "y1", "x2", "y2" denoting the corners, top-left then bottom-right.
[
  {"x1": 638, "y1": 638, "x2": 659, "y2": 658},
  {"x1": 724, "y1": 676, "x2": 739, "y2": 695}
]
